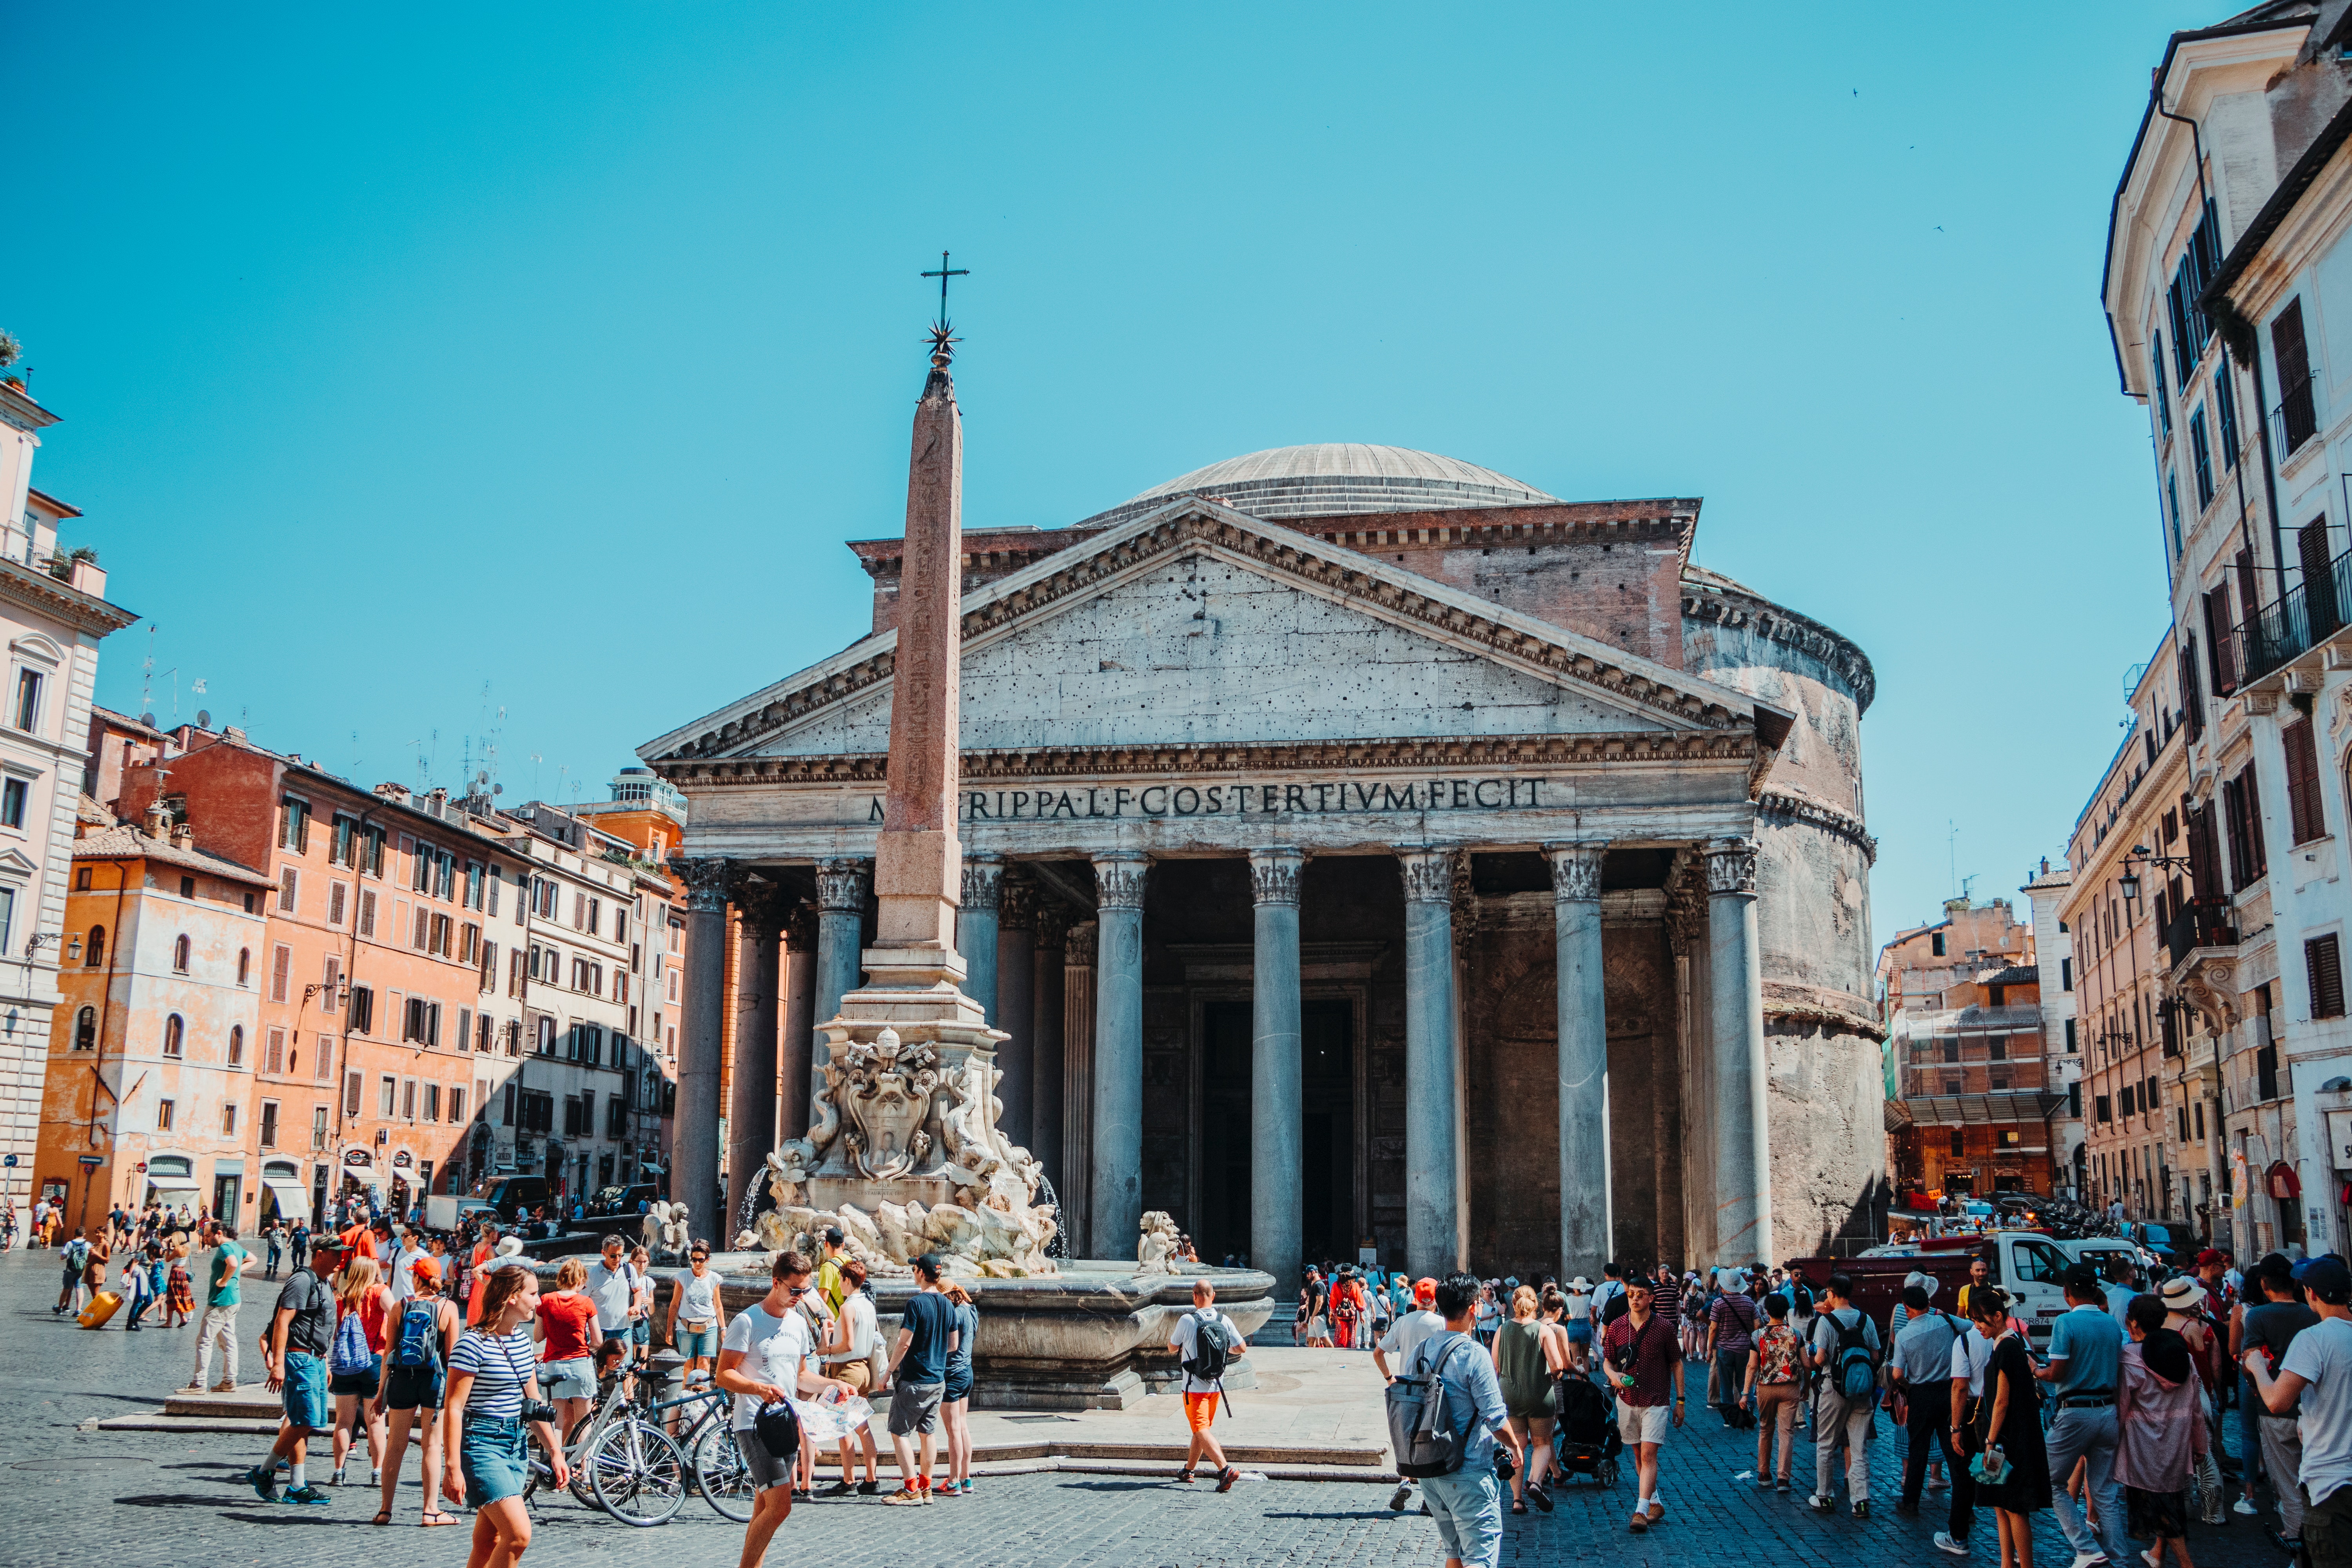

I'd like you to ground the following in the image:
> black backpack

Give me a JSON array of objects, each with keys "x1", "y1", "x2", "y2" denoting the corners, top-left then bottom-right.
[{"x1": 1183, "y1": 1308, "x2": 1234, "y2": 1385}]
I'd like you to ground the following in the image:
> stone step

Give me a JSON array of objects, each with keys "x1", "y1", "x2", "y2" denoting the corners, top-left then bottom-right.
[{"x1": 163, "y1": 1385, "x2": 280, "y2": 1420}]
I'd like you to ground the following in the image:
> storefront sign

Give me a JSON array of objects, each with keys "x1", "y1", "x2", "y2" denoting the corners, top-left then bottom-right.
[
  {"x1": 342, "y1": 1147, "x2": 373, "y2": 1167},
  {"x1": 391, "y1": 1149, "x2": 414, "y2": 1169},
  {"x1": 2329, "y1": 1109, "x2": 2352, "y2": 1172}
]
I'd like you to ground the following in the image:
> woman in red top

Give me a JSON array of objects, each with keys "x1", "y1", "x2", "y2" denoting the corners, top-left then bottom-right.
[
  {"x1": 329, "y1": 1256, "x2": 391, "y2": 1486},
  {"x1": 535, "y1": 1256, "x2": 602, "y2": 1439}
]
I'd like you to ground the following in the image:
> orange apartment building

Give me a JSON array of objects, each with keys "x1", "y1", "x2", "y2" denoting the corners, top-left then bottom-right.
[
  {"x1": 108, "y1": 729, "x2": 533, "y2": 1223},
  {"x1": 34, "y1": 800, "x2": 272, "y2": 1231},
  {"x1": 1878, "y1": 897, "x2": 2064, "y2": 1201}
]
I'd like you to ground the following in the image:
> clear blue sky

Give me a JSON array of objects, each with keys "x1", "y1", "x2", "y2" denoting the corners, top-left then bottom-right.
[{"x1": 13, "y1": 2, "x2": 2217, "y2": 947}]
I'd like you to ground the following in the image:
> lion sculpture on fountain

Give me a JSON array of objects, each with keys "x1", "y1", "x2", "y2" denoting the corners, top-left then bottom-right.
[{"x1": 1138, "y1": 1210, "x2": 1181, "y2": 1274}]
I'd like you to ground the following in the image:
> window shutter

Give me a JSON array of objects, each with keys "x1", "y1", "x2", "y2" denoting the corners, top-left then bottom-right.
[
  {"x1": 2303, "y1": 517, "x2": 2341, "y2": 639},
  {"x1": 2310, "y1": 933, "x2": 2346, "y2": 1020},
  {"x1": 359, "y1": 889, "x2": 376, "y2": 937},
  {"x1": 2286, "y1": 717, "x2": 2327, "y2": 844},
  {"x1": 2178, "y1": 639, "x2": 2205, "y2": 741},
  {"x1": 2205, "y1": 587, "x2": 2238, "y2": 693},
  {"x1": 2275, "y1": 298, "x2": 2317, "y2": 450},
  {"x1": 270, "y1": 944, "x2": 290, "y2": 1004},
  {"x1": 267, "y1": 1027, "x2": 285, "y2": 1074},
  {"x1": 2244, "y1": 763, "x2": 2269, "y2": 878},
  {"x1": 2238, "y1": 546, "x2": 2262, "y2": 628},
  {"x1": 321, "y1": 955, "x2": 340, "y2": 1012},
  {"x1": 278, "y1": 868, "x2": 297, "y2": 913}
]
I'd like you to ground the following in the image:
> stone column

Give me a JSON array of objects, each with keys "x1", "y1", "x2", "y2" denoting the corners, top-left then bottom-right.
[
  {"x1": 1706, "y1": 839, "x2": 1771, "y2": 1263},
  {"x1": 673, "y1": 857, "x2": 735, "y2": 1223},
  {"x1": 956, "y1": 853, "x2": 1002, "y2": 1022},
  {"x1": 779, "y1": 904, "x2": 817, "y2": 1140},
  {"x1": 726, "y1": 885, "x2": 787, "y2": 1229},
  {"x1": 1249, "y1": 848, "x2": 1304, "y2": 1292},
  {"x1": 1548, "y1": 842, "x2": 1611, "y2": 1280},
  {"x1": 1062, "y1": 918, "x2": 1097, "y2": 1257},
  {"x1": 1399, "y1": 849, "x2": 1461, "y2": 1276},
  {"x1": 812, "y1": 858, "x2": 868, "y2": 1085},
  {"x1": 1031, "y1": 901, "x2": 1068, "y2": 1185},
  {"x1": 1090, "y1": 853, "x2": 1147, "y2": 1264},
  {"x1": 996, "y1": 872, "x2": 1037, "y2": 1150}
]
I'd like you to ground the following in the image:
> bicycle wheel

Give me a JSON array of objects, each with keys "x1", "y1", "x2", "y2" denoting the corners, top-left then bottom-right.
[
  {"x1": 690, "y1": 1421, "x2": 757, "y2": 1523},
  {"x1": 564, "y1": 1412, "x2": 604, "y2": 1510},
  {"x1": 587, "y1": 1417, "x2": 688, "y2": 1526}
]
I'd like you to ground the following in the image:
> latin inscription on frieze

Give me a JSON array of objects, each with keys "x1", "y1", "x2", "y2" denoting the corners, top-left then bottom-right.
[{"x1": 855, "y1": 777, "x2": 1551, "y2": 823}]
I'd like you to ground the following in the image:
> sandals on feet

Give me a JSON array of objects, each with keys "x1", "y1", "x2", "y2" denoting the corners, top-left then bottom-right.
[
  {"x1": 370, "y1": 1511, "x2": 392, "y2": 1526},
  {"x1": 1512, "y1": 1499, "x2": 1528, "y2": 1515},
  {"x1": 419, "y1": 1513, "x2": 459, "y2": 1527}
]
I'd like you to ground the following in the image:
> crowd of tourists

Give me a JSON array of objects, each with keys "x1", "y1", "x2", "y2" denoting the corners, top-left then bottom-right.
[{"x1": 1377, "y1": 1244, "x2": 2352, "y2": 1568}]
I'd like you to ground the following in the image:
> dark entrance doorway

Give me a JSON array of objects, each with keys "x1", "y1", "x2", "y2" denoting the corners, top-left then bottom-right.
[
  {"x1": 1196, "y1": 995, "x2": 1358, "y2": 1269},
  {"x1": 1300, "y1": 1000, "x2": 1354, "y2": 1265}
]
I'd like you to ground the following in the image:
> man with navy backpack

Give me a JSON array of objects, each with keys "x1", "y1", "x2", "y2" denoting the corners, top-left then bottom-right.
[
  {"x1": 1808, "y1": 1272, "x2": 1881, "y2": 1517},
  {"x1": 1397, "y1": 1273, "x2": 1524, "y2": 1568}
]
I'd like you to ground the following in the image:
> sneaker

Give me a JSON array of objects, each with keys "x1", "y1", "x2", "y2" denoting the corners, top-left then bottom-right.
[
  {"x1": 1178, "y1": 1468, "x2": 1196, "y2": 1485},
  {"x1": 213, "y1": 1381, "x2": 237, "y2": 1393},
  {"x1": 1216, "y1": 1467, "x2": 1240, "y2": 1494},
  {"x1": 2234, "y1": 1497, "x2": 2260, "y2": 1515},
  {"x1": 1388, "y1": 1483, "x2": 1412, "y2": 1512},
  {"x1": 1776, "y1": 1480, "x2": 1792, "y2": 1494},
  {"x1": 883, "y1": 1488, "x2": 925, "y2": 1507},
  {"x1": 855, "y1": 1480, "x2": 880, "y2": 1495},
  {"x1": 2069, "y1": 1553, "x2": 2110, "y2": 1568},
  {"x1": 283, "y1": 1486, "x2": 332, "y2": 1507},
  {"x1": 816, "y1": 1481, "x2": 855, "y2": 1498},
  {"x1": 1755, "y1": 1473, "x2": 1775, "y2": 1490},
  {"x1": 1808, "y1": 1494, "x2": 1835, "y2": 1514},
  {"x1": 1528, "y1": 1483, "x2": 1553, "y2": 1514},
  {"x1": 245, "y1": 1465, "x2": 281, "y2": 1504},
  {"x1": 368, "y1": 1471, "x2": 380, "y2": 1488},
  {"x1": 958, "y1": 1479, "x2": 974, "y2": 1495},
  {"x1": 1935, "y1": 1533, "x2": 1969, "y2": 1557},
  {"x1": 182, "y1": 1382, "x2": 208, "y2": 1394},
  {"x1": 1852, "y1": 1499, "x2": 1870, "y2": 1519},
  {"x1": 330, "y1": 1467, "x2": 346, "y2": 1487}
]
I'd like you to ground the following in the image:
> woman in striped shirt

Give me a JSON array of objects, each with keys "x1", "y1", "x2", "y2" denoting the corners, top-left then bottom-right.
[{"x1": 441, "y1": 1264, "x2": 565, "y2": 1565}]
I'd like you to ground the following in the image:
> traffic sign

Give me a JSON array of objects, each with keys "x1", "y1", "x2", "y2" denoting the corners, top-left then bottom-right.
[{"x1": 77, "y1": 1155, "x2": 103, "y2": 1168}]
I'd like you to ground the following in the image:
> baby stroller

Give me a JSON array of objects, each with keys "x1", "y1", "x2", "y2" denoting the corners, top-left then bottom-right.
[{"x1": 1551, "y1": 1374, "x2": 1621, "y2": 1488}]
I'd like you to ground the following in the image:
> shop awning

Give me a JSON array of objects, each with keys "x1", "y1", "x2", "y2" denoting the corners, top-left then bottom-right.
[
  {"x1": 260, "y1": 1177, "x2": 311, "y2": 1224},
  {"x1": 145, "y1": 1177, "x2": 201, "y2": 1202}
]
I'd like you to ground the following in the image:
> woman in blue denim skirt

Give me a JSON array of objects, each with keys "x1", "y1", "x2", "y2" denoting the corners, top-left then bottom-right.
[{"x1": 441, "y1": 1264, "x2": 567, "y2": 1568}]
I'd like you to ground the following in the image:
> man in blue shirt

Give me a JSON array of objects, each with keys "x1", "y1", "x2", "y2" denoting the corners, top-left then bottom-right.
[
  {"x1": 2034, "y1": 1264, "x2": 2128, "y2": 1568},
  {"x1": 1412, "y1": 1272, "x2": 1525, "y2": 1568}
]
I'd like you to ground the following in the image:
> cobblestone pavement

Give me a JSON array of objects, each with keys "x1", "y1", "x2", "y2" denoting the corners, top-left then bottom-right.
[{"x1": 0, "y1": 1248, "x2": 2305, "y2": 1566}]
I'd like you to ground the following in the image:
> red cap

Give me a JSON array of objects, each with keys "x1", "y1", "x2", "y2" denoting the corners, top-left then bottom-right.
[
  {"x1": 2195, "y1": 1249, "x2": 2227, "y2": 1269},
  {"x1": 1414, "y1": 1277, "x2": 1437, "y2": 1305}
]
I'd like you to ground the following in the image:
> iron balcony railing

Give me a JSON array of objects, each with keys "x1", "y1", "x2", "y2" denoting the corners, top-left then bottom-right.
[
  {"x1": 2163, "y1": 897, "x2": 2236, "y2": 968},
  {"x1": 2235, "y1": 543, "x2": 2352, "y2": 684}
]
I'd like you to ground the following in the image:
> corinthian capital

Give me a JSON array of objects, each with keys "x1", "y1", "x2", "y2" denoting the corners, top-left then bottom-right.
[
  {"x1": 735, "y1": 879, "x2": 791, "y2": 936},
  {"x1": 674, "y1": 856, "x2": 737, "y2": 914},
  {"x1": 1397, "y1": 848, "x2": 1452, "y2": 907},
  {"x1": 1249, "y1": 848, "x2": 1303, "y2": 907},
  {"x1": 1092, "y1": 852, "x2": 1149, "y2": 911},
  {"x1": 1545, "y1": 842, "x2": 1608, "y2": 903},
  {"x1": 998, "y1": 869, "x2": 1037, "y2": 932},
  {"x1": 1705, "y1": 839, "x2": 1759, "y2": 897},
  {"x1": 961, "y1": 853, "x2": 1003, "y2": 915},
  {"x1": 814, "y1": 857, "x2": 871, "y2": 915},
  {"x1": 1034, "y1": 897, "x2": 1069, "y2": 951}
]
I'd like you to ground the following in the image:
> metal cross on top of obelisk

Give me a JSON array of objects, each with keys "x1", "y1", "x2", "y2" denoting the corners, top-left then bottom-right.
[{"x1": 922, "y1": 250, "x2": 967, "y2": 365}]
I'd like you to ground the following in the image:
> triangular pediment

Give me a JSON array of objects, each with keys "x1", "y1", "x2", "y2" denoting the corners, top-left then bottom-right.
[{"x1": 642, "y1": 497, "x2": 1775, "y2": 766}]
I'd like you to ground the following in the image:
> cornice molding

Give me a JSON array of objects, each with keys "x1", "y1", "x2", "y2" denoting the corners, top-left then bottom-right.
[
  {"x1": 650, "y1": 503, "x2": 1754, "y2": 763},
  {"x1": 1755, "y1": 788, "x2": 1877, "y2": 865},
  {"x1": 0, "y1": 556, "x2": 136, "y2": 637},
  {"x1": 656, "y1": 730, "x2": 1758, "y2": 788},
  {"x1": 1682, "y1": 583, "x2": 1875, "y2": 714}
]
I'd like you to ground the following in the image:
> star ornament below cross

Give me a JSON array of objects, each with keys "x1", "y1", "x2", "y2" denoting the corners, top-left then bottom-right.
[{"x1": 927, "y1": 320, "x2": 960, "y2": 368}]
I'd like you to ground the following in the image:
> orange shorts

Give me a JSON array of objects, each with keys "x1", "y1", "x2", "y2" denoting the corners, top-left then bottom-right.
[{"x1": 1183, "y1": 1391, "x2": 1219, "y2": 1433}]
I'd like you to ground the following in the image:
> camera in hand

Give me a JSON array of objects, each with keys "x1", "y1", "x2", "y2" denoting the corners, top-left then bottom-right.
[
  {"x1": 519, "y1": 1398, "x2": 557, "y2": 1425},
  {"x1": 1493, "y1": 1444, "x2": 1517, "y2": 1481}
]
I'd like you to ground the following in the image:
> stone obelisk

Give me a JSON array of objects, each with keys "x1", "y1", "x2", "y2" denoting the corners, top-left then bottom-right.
[{"x1": 801, "y1": 321, "x2": 1010, "y2": 1220}]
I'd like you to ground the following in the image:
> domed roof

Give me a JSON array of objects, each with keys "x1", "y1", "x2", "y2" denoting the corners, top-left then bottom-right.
[{"x1": 1078, "y1": 444, "x2": 1555, "y2": 531}]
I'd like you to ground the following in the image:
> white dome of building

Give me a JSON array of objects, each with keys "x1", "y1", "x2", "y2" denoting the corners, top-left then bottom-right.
[{"x1": 1078, "y1": 443, "x2": 1555, "y2": 530}]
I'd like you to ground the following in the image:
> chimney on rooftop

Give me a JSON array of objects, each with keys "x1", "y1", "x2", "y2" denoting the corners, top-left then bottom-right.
[
  {"x1": 142, "y1": 800, "x2": 172, "y2": 840},
  {"x1": 170, "y1": 822, "x2": 194, "y2": 851}
]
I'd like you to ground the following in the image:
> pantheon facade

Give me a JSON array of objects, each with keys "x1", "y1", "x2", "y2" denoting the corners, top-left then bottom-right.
[{"x1": 643, "y1": 445, "x2": 1884, "y2": 1279}]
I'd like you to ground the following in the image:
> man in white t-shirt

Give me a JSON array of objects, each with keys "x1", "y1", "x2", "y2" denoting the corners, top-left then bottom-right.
[
  {"x1": 2249, "y1": 1255, "x2": 2352, "y2": 1563},
  {"x1": 1168, "y1": 1278, "x2": 1248, "y2": 1490},
  {"x1": 384, "y1": 1229, "x2": 429, "y2": 1305},
  {"x1": 715, "y1": 1250, "x2": 850, "y2": 1556},
  {"x1": 583, "y1": 1233, "x2": 637, "y2": 1347},
  {"x1": 1375, "y1": 1277, "x2": 1446, "y2": 1515}
]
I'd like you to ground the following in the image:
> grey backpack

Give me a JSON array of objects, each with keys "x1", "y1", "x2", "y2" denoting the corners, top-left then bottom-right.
[{"x1": 1386, "y1": 1332, "x2": 1474, "y2": 1478}]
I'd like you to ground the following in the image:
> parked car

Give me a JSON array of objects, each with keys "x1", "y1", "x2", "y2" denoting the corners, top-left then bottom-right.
[
  {"x1": 586, "y1": 1183, "x2": 660, "y2": 1217},
  {"x1": 481, "y1": 1175, "x2": 553, "y2": 1225}
]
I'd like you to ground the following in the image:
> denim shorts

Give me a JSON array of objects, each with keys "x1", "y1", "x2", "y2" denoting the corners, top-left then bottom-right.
[
  {"x1": 676, "y1": 1327, "x2": 717, "y2": 1361},
  {"x1": 383, "y1": 1363, "x2": 444, "y2": 1411},
  {"x1": 630, "y1": 1318, "x2": 650, "y2": 1347},
  {"x1": 541, "y1": 1356, "x2": 595, "y2": 1400},
  {"x1": 462, "y1": 1416, "x2": 531, "y2": 1508},
  {"x1": 1564, "y1": 1321, "x2": 1593, "y2": 1345},
  {"x1": 283, "y1": 1351, "x2": 332, "y2": 1430},
  {"x1": 944, "y1": 1366, "x2": 973, "y2": 1405}
]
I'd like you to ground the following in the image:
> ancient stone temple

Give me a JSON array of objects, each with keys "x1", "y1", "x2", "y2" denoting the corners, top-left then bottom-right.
[{"x1": 643, "y1": 440, "x2": 1885, "y2": 1285}]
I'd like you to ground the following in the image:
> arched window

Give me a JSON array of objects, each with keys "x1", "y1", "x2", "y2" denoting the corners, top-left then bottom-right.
[
  {"x1": 172, "y1": 934, "x2": 191, "y2": 973},
  {"x1": 236, "y1": 947, "x2": 250, "y2": 985},
  {"x1": 228, "y1": 1025, "x2": 244, "y2": 1067},
  {"x1": 73, "y1": 1005, "x2": 94, "y2": 1050},
  {"x1": 84, "y1": 926, "x2": 104, "y2": 967},
  {"x1": 162, "y1": 1014, "x2": 184, "y2": 1058}
]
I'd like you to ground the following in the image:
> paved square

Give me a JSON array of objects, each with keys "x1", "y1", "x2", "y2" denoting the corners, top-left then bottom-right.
[{"x1": 0, "y1": 1250, "x2": 2301, "y2": 1566}]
